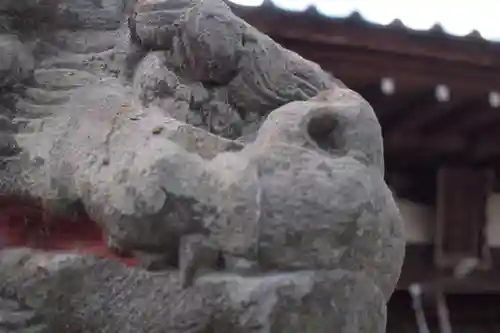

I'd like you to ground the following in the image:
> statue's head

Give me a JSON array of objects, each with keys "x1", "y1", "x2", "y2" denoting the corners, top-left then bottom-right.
[{"x1": 0, "y1": 1, "x2": 405, "y2": 332}]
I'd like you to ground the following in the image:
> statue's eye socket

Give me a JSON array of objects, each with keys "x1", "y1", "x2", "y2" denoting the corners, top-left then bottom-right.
[{"x1": 307, "y1": 111, "x2": 337, "y2": 152}]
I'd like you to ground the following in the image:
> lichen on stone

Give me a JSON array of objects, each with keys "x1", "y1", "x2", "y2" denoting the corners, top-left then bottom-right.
[{"x1": 0, "y1": 0, "x2": 405, "y2": 332}]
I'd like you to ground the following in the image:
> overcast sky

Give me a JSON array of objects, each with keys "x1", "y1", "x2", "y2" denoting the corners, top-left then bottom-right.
[{"x1": 228, "y1": 0, "x2": 499, "y2": 41}]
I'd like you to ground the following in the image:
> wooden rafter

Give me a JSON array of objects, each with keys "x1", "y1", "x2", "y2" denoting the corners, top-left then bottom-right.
[
  {"x1": 468, "y1": 115, "x2": 500, "y2": 138},
  {"x1": 422, "y1": 98, "x2": 491, "y2": 135},
  {"x1": 389, "y1": 97, "x2": 478, "y2": 135},
  {"x1": 385, "y1": 135, "x2": 464, "y2": 155},
  {"x1": 356, "y1": 81, "x2": 433, "y2": 122},
  {"x1": 381, "y1": 88, "x2": 449, "y2": 133},
  {"x1": 472, "y1": 131, "x2": 500, "y2": 163}
]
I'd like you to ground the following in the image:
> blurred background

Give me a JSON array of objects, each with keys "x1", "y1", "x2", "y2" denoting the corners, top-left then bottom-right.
[{"x1": 228, "y1": 1, "x2": 500, "y2": 332}]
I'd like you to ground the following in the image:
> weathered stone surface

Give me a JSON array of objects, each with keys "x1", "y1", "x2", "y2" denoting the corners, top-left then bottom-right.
[
  {"x1": 0, "y1": 0, "x2": 39, "y2": 12},
  {"x1": 0, "y1": 0, "x2": 405, "y2": 332},
  {"x1": 0, "y1": 249, "x2": 386, "y2": 333},
  {"x1": 0, "y1": 35, "x2": 34, "y2": 87}
]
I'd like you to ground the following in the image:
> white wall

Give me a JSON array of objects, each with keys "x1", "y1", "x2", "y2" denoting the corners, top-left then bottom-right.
[
  {"x1": 399, "y1": 193, "x2": 500, "y2": 246},
  {"x1": 486, "y1": 193, "x2": 500, "y2": 247},
  {"x1": 397, "y1": 199, "x2": 434, "y2": 244}
]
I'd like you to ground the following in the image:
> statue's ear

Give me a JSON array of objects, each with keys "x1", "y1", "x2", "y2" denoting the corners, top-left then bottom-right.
[{"x1": 252, "y1": 88, "x2": 384, "y2": 174}]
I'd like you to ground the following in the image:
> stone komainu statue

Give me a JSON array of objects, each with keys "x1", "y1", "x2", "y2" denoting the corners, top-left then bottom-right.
[{"x1": 0, "y1": 0, "x2": 405, "y2": 332}]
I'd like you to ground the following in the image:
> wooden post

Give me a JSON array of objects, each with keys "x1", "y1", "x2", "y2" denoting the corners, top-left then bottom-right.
[{"x1": 435, "y1": 166, "x2": 494, "y2": 269}]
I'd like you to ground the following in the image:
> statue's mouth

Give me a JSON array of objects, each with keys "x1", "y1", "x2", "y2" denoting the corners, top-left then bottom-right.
[{"x1": 0, "y1": 198, "x2": 138, "y2": 266}]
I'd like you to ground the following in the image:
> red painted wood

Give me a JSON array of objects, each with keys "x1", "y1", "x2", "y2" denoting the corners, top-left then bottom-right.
[{"x1": 0, "y1": 200, "x2": 137, "y2": 266}]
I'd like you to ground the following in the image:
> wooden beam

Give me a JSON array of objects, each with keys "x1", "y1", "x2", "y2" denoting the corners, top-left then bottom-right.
[
  {"x1": 467, "y1": 113, "x2": 500, "y2": 138},
  {"x1": 472, "y1": 135, "x2": 500, "y2": 163},
  {"x1": 381, "y1": 87, "x2": 448, "y2": 132},
  {"x1": 424, "y1": 91, "x2": 500, "y2": 138},
  {"x1": 392, "y1": 99, "x2": 477, "y2": 135},
  {"x1": 457, "y1": 119, "x2": 500, "y2": 164},
  {"x1": 398, "y1": 245, "x2": 500, "y2": 294},
  {"x1": 385, "y1": 135, "x2": 465, "y2": 155},
  {"x1": 422, "y1": 98, "x2": 491, "y2": 136},
  {"x1": 386, "y1": 170, "x2": 437, "y2": 205},
  {"x1": 356, "y1": 78, "x2": 397, "y2": 104},
  {"x1": 388, "y1": 291, "x2": 500, "y2": 328},
  {"x1": 273, "y1": 37, "x2": 500, "y2": 93},
  {"x1": 373, "y1": 86, "x2": 434, "y2": 123},
  {"x1": 355, "y1": 79, "x2": 432, "y2": 123},
  {"x1": 385, "y1": 134, "x2": 500, "y2": 169}
]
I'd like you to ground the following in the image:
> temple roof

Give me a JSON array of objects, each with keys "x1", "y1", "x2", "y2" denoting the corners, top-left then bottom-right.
[{"x1": 228, "y1": 0, "x2": 500, "y2": 42}]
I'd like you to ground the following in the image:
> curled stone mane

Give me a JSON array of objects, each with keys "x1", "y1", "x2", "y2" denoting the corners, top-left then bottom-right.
[{"x1": 0, "y1": 1, "x2": 405, "y2": 332}]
